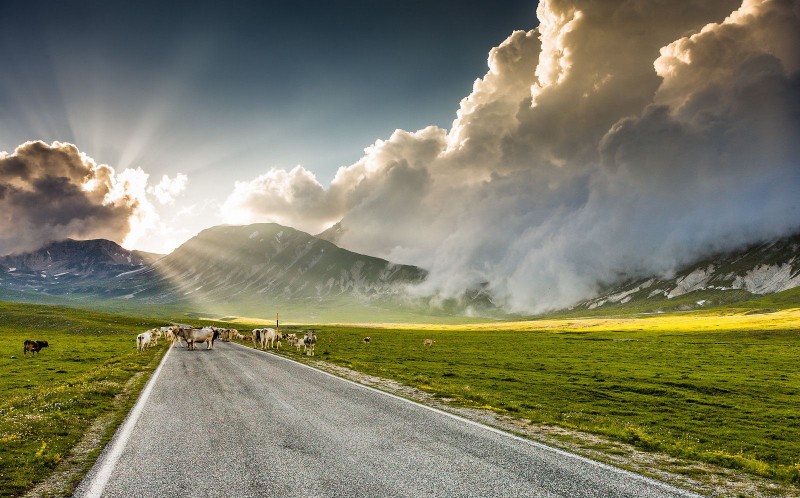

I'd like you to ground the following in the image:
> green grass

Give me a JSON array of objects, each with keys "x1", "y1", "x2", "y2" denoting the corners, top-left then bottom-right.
[
  {"x1": 263, "y1": 313, "x2": 800, "y2": 485},
  {"x1": 0, "y1": 301, "x2": 168, "y2": 497}
]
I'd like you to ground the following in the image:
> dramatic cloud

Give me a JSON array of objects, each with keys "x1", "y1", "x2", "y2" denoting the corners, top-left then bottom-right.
[
  {"x1": 0, "y1": 141, "x2": 188, "y2": 255},
  {"x1": 222, "y1": 0, "x2": 800, "y2": 313}
]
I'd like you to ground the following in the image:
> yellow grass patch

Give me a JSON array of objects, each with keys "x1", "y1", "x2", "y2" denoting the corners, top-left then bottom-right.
[{"x1": 339, "y1": 308, "x2": 800, "y2": 333}]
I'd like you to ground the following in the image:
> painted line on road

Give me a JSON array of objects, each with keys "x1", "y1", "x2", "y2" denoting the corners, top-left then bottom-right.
[
  {"x1": 233, "y1": 342, "x2": 700, "y2": 498},
  {"x1": 80, "y1": 346, "x2": 173, "y2": 498}
]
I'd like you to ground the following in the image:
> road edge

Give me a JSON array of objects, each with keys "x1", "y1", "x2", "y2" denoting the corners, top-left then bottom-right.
[{"x1": 72, "y1": 346, "x2": 173, "y2": 498}]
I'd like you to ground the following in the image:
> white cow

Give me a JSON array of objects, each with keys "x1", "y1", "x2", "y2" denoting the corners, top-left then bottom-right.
[
  {"x1": 136, "y1": 332, "x2": 152, "y2": 352},
  {"x1": 148, "y1": 328, "x2": 162, "y2": 346},
  {"x1": 179, "y1": 327, "x2": 219, "y2": 350},
  {"x1": 260, "y1": 328, "x2": 279, "y2": 349}
]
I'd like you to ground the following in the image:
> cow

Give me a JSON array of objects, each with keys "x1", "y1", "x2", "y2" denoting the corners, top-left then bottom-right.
[
  {"x1": 148, "y1": 328, "x2": 162, "y2": 346},
  {"x1": 304, "y1": 331, "x2": 317, "y2": 356},
  {"x1": 181, "y1": 327, "x2": 219, "y2": 350},
  {"x1": 137, "y1": 332, "x2": 152, "y2": 352},
  {"x1": 23, "y1": 340, "x2": 48, "y2": 356},
  {"x1": 162, "y1": 326, "x2": 179, "y2": 347},
  {"x1": 252, "y1": 329, "x2": 263, "y2": 349},
  {"x1": 217, "y1": 328, "x2": 232, "y2": 342},
  {"x1": 363, "y1": 336, "x2": 371, "y2": 344},
  {"x1": 423, "y1": 338, "x2": 435, "y2": 347},
  {"x1": 260, "y1": 328, "x2": 279, "y2": 349}
]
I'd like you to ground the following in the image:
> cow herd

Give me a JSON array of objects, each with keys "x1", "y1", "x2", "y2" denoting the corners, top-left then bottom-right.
[
  {"x1": 252, "y1": 328, "x2": 317, "y2": 356},
  {"x1": 134, "y1": 324, "x2": 319, "y2": 356}
]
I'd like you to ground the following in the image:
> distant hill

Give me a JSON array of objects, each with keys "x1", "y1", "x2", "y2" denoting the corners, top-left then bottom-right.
[
  {"x1": 571, "y1": 233, "x2": 800, "y2": 314},
  {"x1": 127, "y1": 223, "x2": 427, "y2": 304},
  {"x1": 0, "y1": 239, "x2": 160, "y2": 297}
]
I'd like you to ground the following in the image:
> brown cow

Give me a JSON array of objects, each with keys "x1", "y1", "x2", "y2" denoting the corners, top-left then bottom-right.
[{"x1": 24, "y1": 340, "x2": 49, "y2": 355}]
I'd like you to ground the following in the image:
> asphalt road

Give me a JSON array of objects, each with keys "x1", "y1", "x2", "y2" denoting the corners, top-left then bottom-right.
[{"x1": 74, "y1": 341, "x2": 700, "y2": 498}]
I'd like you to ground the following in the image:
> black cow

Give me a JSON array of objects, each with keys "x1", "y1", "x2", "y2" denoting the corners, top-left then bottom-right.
[{"x1": 23, "y1": 340, "x2": 49, "y2": 355}]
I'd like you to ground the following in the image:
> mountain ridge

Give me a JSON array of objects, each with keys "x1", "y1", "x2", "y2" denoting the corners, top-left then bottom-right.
[
  {"x1": 133, "y1": 223, "x2": 427, "y2": 303},
  {"x1": 0, "y1": 224, "x2": 428, "y2": 313},
  {"x1": 571, "y1": 232, "x2": 800, "y2": 313},
  {"x1": 0, "y1": 225, "x2": 798, "y2": 318}
]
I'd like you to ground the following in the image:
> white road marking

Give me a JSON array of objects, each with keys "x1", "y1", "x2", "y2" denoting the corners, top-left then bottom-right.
[{"x1": 81, "y1": 346, "x2": 172, "y2": 498}]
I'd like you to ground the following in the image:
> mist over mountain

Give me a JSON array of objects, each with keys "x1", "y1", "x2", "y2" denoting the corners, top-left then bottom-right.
[{"x1": 574, "y1": 233, "x2": 800, "y2": 313}]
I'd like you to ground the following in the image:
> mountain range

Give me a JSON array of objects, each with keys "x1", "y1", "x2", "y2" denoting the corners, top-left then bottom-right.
[
  {"x1": 0, "y1": 223, "x2": 428, "y2": 319},
  {"x1": 0, "y1": 223, "x2": 798, "y2": 319},
  {"x1": 572, "y1": 233, "x2": 800, "y2": 313}
]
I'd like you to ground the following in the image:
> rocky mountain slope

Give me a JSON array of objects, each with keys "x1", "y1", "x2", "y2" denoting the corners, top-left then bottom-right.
[
  {"x1": 574, "y1": 233, "x2": 800, "y2": 313},
  {"x1": 0, "y1": 239, "x2": 160, "y2": 297},
  {"x1": 126, "y1": 223, "x2": 427, "y2": 304}
]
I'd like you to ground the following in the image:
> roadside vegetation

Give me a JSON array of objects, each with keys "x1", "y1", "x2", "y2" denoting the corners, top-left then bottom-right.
[
  {"x1": 262, "y1": 306, "x2": 800, "y2": 489},
  {"x1": 0, "y1": 302, "x2": 168, "y2": 497}
]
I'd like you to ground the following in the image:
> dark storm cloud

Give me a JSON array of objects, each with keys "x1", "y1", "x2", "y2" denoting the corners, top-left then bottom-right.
[{"x1": 0, "y1": 141, "x2": 137, "y2": 255}]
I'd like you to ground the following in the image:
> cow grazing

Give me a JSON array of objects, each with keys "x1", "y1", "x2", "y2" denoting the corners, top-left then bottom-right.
[
  {"x1": 24, "y1": 340, "x2": 49, "y2": 356},
  {"x1": 362, "y1": 337, "x2": 371, "y2": 344},
  {"x1": 137, "y1": 332, "x2": 152, "y2": 352},
  {"x1": 423, "y1": 339, "x2": 435, "y2": 347}
]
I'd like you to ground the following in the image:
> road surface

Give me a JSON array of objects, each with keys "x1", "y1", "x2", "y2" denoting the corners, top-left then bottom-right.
[{"x1": 75, "y1": 341, "x2": 699, "y2": 497}]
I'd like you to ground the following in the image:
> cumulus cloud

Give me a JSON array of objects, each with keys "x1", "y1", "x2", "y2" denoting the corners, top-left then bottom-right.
[
  {"x1": 221, "y1": 0, "x2": 800, "y2": 313},
  {"x1": 222, "y1": 166, "x2": 339, "y2": 234},
  {"x1": 148, "y1": 173, "x2": 188, "y2": 205},
  {"x1": 0, "y1": 141, "x2": 188, "y2": 255}
]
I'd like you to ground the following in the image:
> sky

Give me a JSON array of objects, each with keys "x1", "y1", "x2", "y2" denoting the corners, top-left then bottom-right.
[
  {"x1": 1, "y1": 0, "x2": 799, "y2": 313},
  {"x1": 0, "y1": 0, "x2": 536, "y2": 252}
]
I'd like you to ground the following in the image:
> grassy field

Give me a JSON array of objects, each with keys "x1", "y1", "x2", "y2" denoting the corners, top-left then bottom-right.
[
  {"x1": 266, "y1": 308, "x2": 800, "y2": 486},
  {"x1": 0, "y1": 302, "x2": 168, "y2": 497}
]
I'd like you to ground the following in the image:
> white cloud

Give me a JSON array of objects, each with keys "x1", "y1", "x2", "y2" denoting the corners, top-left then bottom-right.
[
  {"x1": 148, "y1": 173, "x2": 188, "y2": 205},
  {"x1": 218, "y1": 0, "x2": 800, "y2": 313}
]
